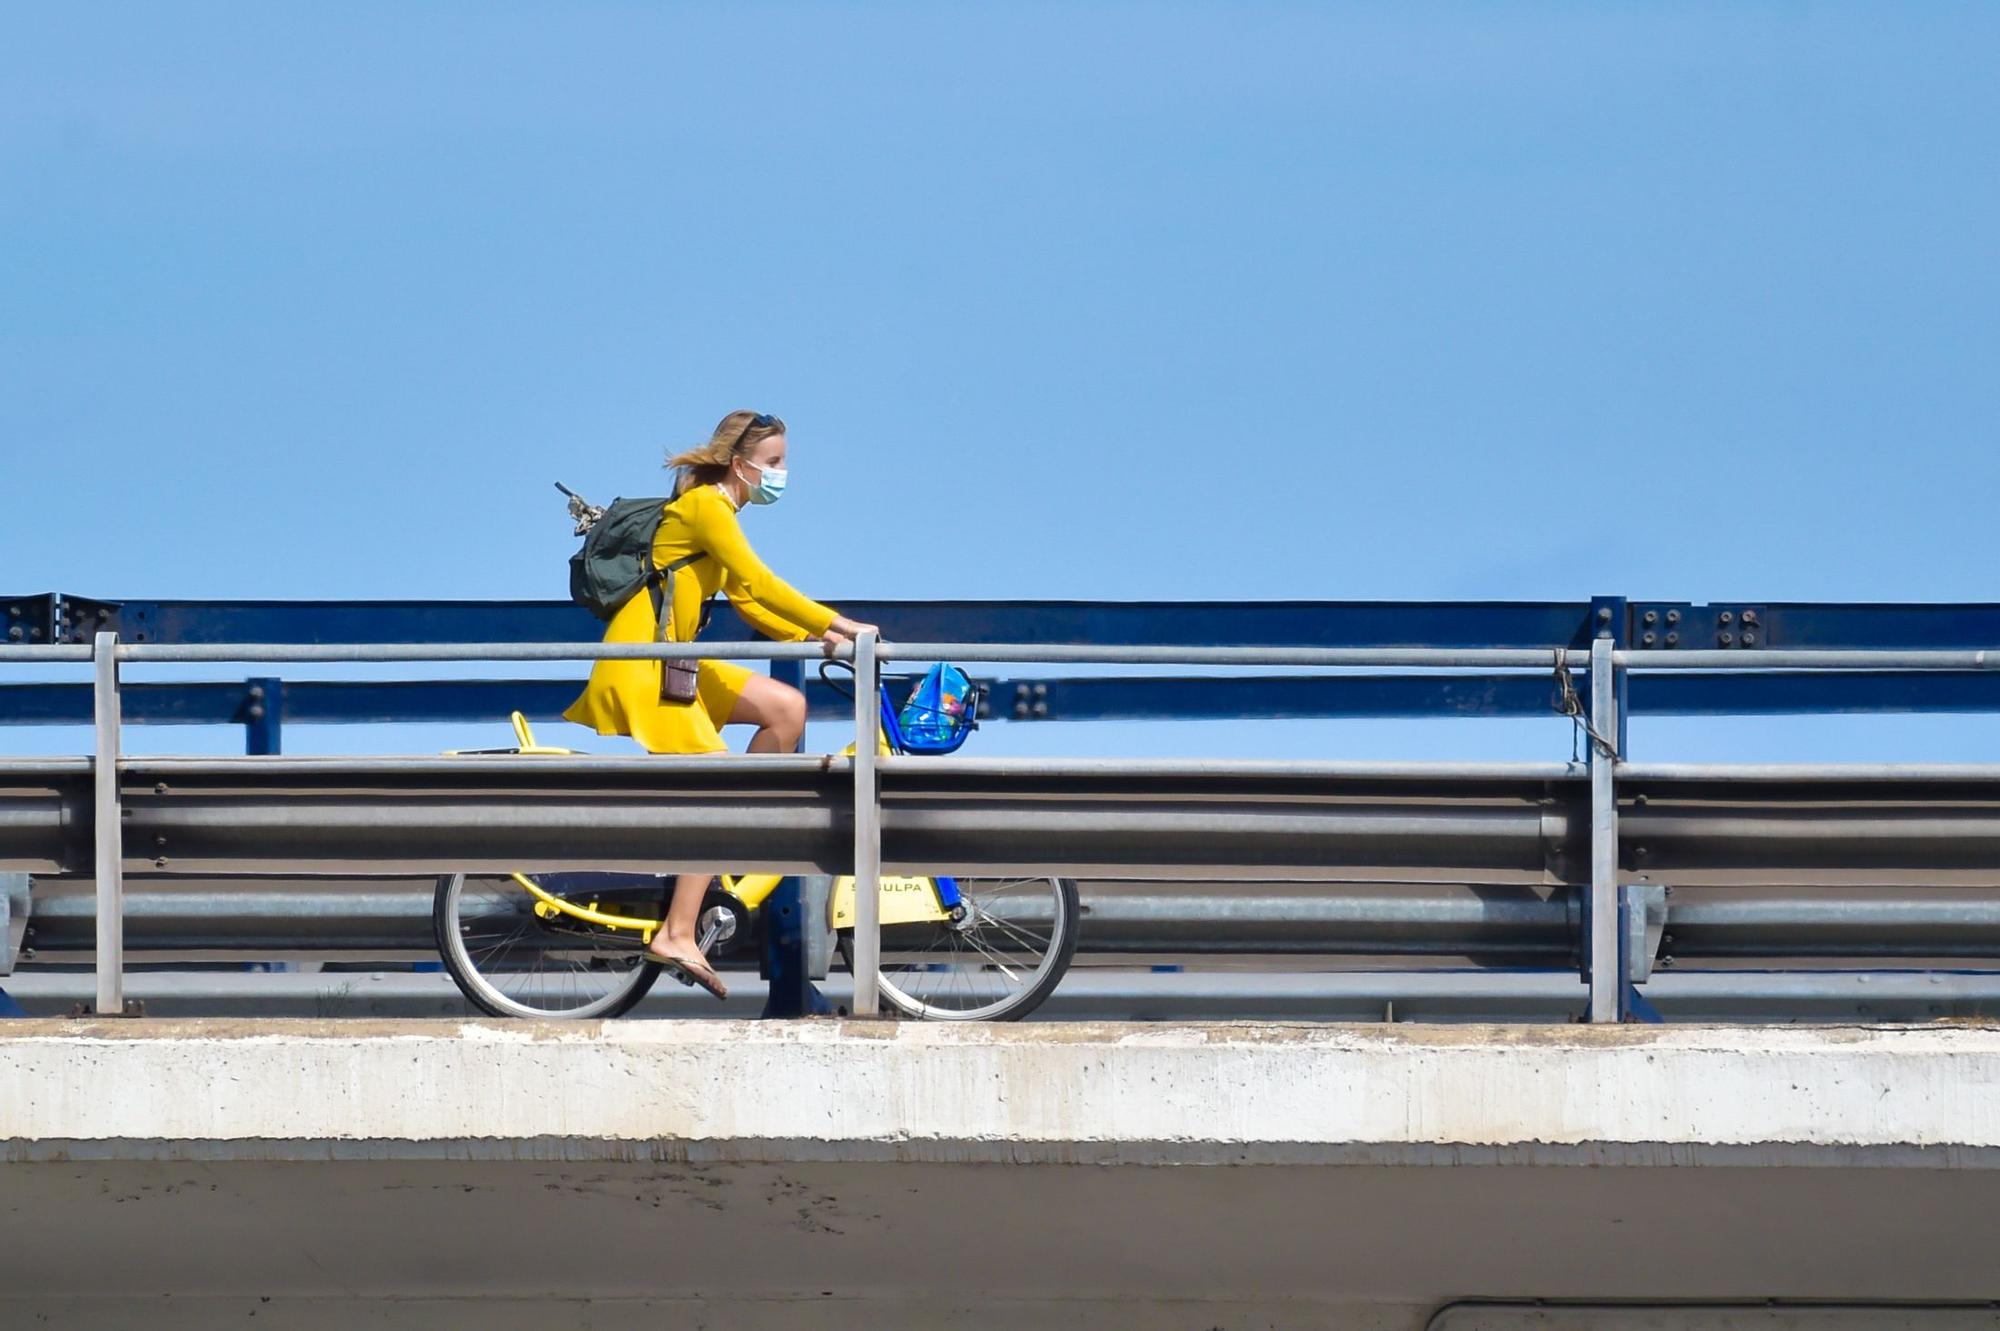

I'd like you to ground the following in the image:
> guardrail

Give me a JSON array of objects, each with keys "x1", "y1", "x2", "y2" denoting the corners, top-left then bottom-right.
[{"x1": 7, "y1": 631, "x2": 2000, "y2": 1021}]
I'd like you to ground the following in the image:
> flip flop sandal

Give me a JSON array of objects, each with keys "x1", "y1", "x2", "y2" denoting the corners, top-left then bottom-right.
[{"x1": 653, "y1": 952, "x2": 729, "y2": 1002}]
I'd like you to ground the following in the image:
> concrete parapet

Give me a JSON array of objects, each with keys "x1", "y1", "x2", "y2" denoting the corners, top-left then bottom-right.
[{"x1": 2, "y1": 1019, "x2": 1999, "y2": 1163}]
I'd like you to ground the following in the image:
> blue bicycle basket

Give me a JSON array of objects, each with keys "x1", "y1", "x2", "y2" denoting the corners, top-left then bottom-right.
[{"x1": 895, "y1": 663, "x2": 977, "y2": 755}]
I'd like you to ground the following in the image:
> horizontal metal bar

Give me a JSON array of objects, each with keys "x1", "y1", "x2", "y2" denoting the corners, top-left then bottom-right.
[
  {"x1": 909, "y1": 645, "x2": 2000, "y2": 669},
  {"x1": 978, "y1": 673, "x2": 1570, "y2": 722},
  {"x1": 0, "y1": 757, "x2": 92, "y2": 775},
  {"x1": 22, "y1": 879, "x2": 1570, "y2": 957},
  {"x1": 56, "y1": 640, "x2": 2000, "y2": 671},
  {"x1": 0, "y1": 753, "x2": 857, "y2": 778},
  {"x1": 115, "y1": 641, "x2": 840, "y2": 664},
  {"x1": 1076, "y1": 883, "x2": 1576, "y2": 956},
  {"x1": 1668, "y1": 891, "x2": 2000, "y2": 958},
  {"x1": 877, "y1": 756, "x2": 1584, "y2": 781},
  {"x1": 1621, "y1": 763, "x2": 2000, "y2": 781},
  {"x1": 14, "y1": 766, "x2": 2000, "y2": 884},
  {"x1": 120, "y1": 754, "x2": 850, "y2": 777},
  {"x1": 3, "y1": 766, "x2": 1578, "y2": 879},
  {"x1": 28, "y1": 879, "x2": 438, "y2": 951},
  {"x1": 886, "y1": 644, "x2": 1589, "y2": 667},
  {"x1": 25, "y1": 879, "x2": 2000, "y2": 961},
  {"x1": 90, "y1": 641, "x2": 1599, "y2": 668},
  {"x1": 1080, "y1": 885, "x2": 2000, "y2": 960},
  {"x1": 5, "y1": 966, "x2": 1996, "y2": 1023},
  {"x1": 27, "y1": 882, "x2": 1497, "y2": 956},
  {"x1": 0, "y1": 645, "x2": 93, "y2": 663},
  {"x1": 1620, "y1": 649, "x2": 2000, "y2": 669}
]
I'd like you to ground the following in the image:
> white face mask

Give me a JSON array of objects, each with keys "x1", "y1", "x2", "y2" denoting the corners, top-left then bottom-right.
[{"x1": 739, "y1": 458, "x2": 788, "y2": 505}]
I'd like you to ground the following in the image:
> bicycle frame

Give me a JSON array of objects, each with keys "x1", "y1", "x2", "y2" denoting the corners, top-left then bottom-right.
[{"x1": 497, "y1": 693, "x2": 966, "y2": 944}]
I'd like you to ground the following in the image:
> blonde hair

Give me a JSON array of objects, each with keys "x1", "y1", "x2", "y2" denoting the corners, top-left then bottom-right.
[{"x1": 667, "y1": 410, "x2": 786, "y2": 495}]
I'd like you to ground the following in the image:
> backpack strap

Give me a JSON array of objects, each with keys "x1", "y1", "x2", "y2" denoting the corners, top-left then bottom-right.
[{"x1": 654, "y1": 551, "x2": 707, "y2": 579}]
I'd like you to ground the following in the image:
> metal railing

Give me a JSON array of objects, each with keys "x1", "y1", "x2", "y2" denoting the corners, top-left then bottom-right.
[{"x1": 8, "y1": 630, "x2": 2000, "y2": 1022}]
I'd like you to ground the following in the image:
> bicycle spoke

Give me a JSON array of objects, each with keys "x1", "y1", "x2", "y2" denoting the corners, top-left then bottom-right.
[
  {"x1": 440, "y1": 874, "x2": 663, "y2": 1019},
  {"x1": 864, "y1": 877, "x2": 1072, "y2": 1019},
  {"x1": 972, "y1": 906, "x2": 1052, "y2": 953},
  {"x1": 957, "y1": 929, "x2": 1023, "y2": 985}
]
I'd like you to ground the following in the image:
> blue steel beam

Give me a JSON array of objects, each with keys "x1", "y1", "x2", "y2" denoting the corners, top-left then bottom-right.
[
  {"x1": 28, "y1": 594, "x2": 2000, "y2": 651},
  {"x1": 52, "y1": 597, "x2": 1599, "y2": 648},
  {"x1": 12, "y1": 671, "x2": 2000, "y2": 730},
  {"x1": 1655, "y1": 601, "x2": 2000, "y2": 651}
]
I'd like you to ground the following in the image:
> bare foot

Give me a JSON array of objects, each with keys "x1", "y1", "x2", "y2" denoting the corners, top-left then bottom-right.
[{"x1": 646, "y1": 938, "x2": 728, "y2": 1000}]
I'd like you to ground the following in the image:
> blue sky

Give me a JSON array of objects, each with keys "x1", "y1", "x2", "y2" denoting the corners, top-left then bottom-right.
[{"x1": 4, "y1": 3, "x2": 1998, "y2": 761}]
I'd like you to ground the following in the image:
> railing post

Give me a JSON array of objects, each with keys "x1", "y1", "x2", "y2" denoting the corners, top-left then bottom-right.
[
  {"x1": 851, "y1": 630, "x2": 882, "y2": 1017},
  {"x1": 243, "y1": 676, "x2": 283, "y2": 755},
  {"x1": 1587, "y1": 634, "x2": 1619, "y2": 1023},
  {"x1": 92, "y1": 630, "x2": 125, "y2": 1017}
]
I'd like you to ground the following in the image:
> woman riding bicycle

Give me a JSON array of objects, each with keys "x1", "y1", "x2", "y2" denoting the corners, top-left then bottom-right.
[{"x1": 563, "y1": 409, "x2": 879, "y2": 999}]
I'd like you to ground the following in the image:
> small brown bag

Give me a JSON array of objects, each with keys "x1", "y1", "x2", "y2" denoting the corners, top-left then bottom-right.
[{"x1": 649, "y1": 555, "x2": 707, "y2": 705}]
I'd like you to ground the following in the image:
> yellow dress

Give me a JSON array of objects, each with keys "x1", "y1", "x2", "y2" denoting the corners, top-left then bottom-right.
[{"x1": 562, "y1": 483, "x2": 838, "y2": 754}]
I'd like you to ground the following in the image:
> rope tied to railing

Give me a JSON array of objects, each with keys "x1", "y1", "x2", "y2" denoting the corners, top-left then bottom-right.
[{"x1": 1553, "y1": 649, "x2": 1618, "y2": 762}]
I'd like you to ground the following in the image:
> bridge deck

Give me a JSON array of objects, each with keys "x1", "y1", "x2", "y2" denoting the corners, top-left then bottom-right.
[{"x1": 1, "y1": 1020, "x2": 1997, "y2": 1326}]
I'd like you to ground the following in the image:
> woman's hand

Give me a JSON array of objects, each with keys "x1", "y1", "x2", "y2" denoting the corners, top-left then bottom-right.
[{"x1": 819, "y1": 617, "x2": 883, "y2": 658}]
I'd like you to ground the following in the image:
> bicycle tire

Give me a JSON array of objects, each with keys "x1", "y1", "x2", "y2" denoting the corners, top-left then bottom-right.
[
  {"x1": 433, "y1": 872, "x2": 663, "y2": 1019},
  {"x1": 838, "y1": 876, "x2": 1080, "y2": 1021}
]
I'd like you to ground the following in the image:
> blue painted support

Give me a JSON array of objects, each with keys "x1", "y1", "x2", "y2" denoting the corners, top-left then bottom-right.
[
  {"x1": 0, "y1": 989, "x2": 24, "y2": 1018},
  {"x1": 758, "y1": 876, "x2": 837, "y2": 1019},
  {"x1": 243, "y1": 677, "x2": 283, "y2": 755},
  {"x1": 760, "y1": 656, "x2": 832, "y2": 1018}
]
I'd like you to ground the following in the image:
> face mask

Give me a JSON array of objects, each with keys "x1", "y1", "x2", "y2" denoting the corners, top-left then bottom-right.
[{"x1": 741, "y1": 459, "x2": 788, "y2": 506}]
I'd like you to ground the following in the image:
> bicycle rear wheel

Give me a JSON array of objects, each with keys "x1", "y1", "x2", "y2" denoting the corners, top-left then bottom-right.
[
  {"x1": 839, "y1": 876, "x2": 1080, "y2": 1021},
  {"x1": 433, "y1": 872, "x2": 663, "y2": 1019}
]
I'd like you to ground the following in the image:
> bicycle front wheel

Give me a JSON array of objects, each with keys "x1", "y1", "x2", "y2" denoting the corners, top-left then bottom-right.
[
  {"x1": 433, "y1": 872, "x2": 663, "y2": 1019},
  {"x1": 839, "y1": 876, "x2": 1080, "y2": 1021}
]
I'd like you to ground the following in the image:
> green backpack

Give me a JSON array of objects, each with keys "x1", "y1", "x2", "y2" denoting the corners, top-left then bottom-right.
[{"x1": 558, "y1": 483, "x2": 708, "y2": 621}]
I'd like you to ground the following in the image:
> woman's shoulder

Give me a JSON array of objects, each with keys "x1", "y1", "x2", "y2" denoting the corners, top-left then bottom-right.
[
  {"x1": 673, "y1": 484, "x2": 740, "y2": 520},
  {"x1": 669, "y1": 483, "x2": 726, "y2": 508},
  {"x1": 663, "y1": 485, "x2": 713, "y2": 517}
]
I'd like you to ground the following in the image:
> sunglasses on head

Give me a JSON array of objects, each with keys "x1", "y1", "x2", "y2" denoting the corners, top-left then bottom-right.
[{"x1": 737, "y1": 412, "x2": 777, "y2": 446}]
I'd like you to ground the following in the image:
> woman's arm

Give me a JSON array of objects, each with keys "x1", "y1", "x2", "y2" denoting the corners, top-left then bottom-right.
[
  {"x1": 688, "y1": 488, "x2": 840, "y2": 637},
  {"x1": 723, "y1": 577, "x2": 812, "y2": 642}
]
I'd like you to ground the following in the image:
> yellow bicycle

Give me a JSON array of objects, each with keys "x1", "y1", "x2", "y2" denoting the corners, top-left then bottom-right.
[{"x1": 432, "y1": 663, "x2": 1081, "y2": 1021}]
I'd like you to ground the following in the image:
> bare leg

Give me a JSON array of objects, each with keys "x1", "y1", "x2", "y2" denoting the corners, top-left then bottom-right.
[
  {"x1": 647, "y1": 873, "x2": 726, "y2": 996},
  {"x1": 730, "y1": 674, "x2": 808, "y2": 754},
  {"x1": 643, "y1": 677, "x2": 806, "y2": 997}
]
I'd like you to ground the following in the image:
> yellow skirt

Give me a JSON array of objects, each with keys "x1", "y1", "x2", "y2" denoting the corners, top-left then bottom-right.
[{"x1": 561, "y1": 590, "x2": 757, "y2": 754}]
